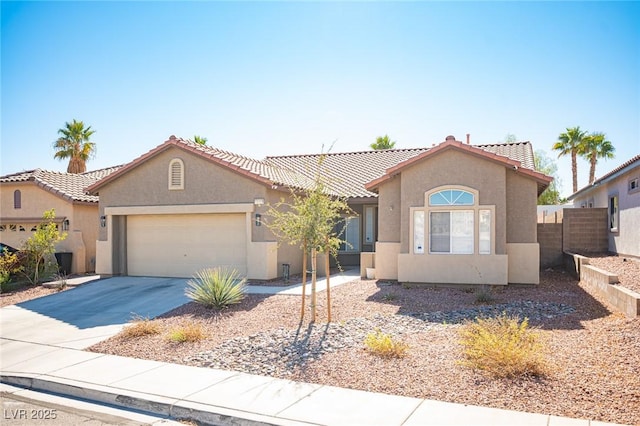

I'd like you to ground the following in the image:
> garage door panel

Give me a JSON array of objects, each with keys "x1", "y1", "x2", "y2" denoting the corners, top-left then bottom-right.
[{"x1": 127, "y1": 214, "x2": 247, "y2": 278}]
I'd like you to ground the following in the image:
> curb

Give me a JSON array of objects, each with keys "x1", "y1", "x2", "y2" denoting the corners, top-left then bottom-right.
[{"x1": 1, "y1": 374, "x2": 316, "y2": 426}]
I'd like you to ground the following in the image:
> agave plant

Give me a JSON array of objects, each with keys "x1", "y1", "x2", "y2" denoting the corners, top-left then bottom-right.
[{"x1": 185, "y1": 267, "x2": 247, "y2": 309}]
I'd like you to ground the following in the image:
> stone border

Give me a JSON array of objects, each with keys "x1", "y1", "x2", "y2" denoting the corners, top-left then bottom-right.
[{"x1": 564, "y1": 252, "x2": 640, "y2": 318}]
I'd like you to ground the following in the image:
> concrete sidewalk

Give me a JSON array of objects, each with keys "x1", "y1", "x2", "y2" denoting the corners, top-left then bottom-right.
[{"x1": 0, "y1": 272, "x2": 629, "y2": 426}]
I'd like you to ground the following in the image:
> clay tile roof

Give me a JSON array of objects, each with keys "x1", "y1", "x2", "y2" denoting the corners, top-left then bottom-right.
[
  {"x1": 85, "y1": 136, "x2": 547, "y2": 199},
  {"x1": 0, "y1": 166, "x2": 123, "y2": 203},
  {"x1": 86, "y1": 136, "x2": 318, "y2": 194},
  {"x1": 267, "y1": 141, "x2": 541, "y2": 198},
  {"x1": 266, "y1": 148, "x2": 430, "y2": 198}
]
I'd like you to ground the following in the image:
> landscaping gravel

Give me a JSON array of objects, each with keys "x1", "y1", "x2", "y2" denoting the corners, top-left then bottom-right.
[
  {"x1": 587, "y1": 254, "x2": 640, "y2": 294},
  {"x1": 3, "y1": 257, "x2": 637, "y2": 425},
  {"x1": 88, "y1": 264, "x2": 640, "y2": 426}
]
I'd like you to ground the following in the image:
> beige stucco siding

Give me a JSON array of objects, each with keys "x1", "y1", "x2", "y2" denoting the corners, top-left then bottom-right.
[
  {"x1": 97, "y1": 147, "x2": 269, "y2": 241},
  {"x1": 397, "y1": 150, "x2": 507, "y2": 255},
  {"x1": 0, "y1": 183, "x2": 97, "y2": 273},
  {"x1": 506, "y1": 171, "x2": 538, "y2": 243},
  {"x1": 377, "y1": 176, "x2": 401, "y2": 242}
]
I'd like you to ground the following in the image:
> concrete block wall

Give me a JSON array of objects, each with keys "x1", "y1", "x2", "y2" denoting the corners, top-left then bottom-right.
[
  {"x1": 538, "y1": 223, "x2": 563, "y2": 267},
  {"x1": 562, "y1": 208, "x2": 608, "y2": 254}
]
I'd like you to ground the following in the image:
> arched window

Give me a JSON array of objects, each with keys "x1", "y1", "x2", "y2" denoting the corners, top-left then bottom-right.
[
  {"x1": 168, "y1": 159, "x2": 184, "y2": 190},
  {"x1": 13, "y1": 190, "x2": 21, "y2": 209},
  {"x1": 412, "y1": 186, "x2": 494, "y2": 255}
]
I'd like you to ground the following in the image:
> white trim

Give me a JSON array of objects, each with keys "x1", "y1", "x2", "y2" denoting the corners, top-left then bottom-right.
[{"x1": 104, "y1": 203, "x2": 254, "y2": 216}]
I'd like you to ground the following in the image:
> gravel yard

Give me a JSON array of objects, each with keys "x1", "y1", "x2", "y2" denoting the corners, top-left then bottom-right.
[
  {"x1": 88, "y1": 264, "x2": 640, "y2": 426},
  {"x1": 3, "y1": 257, "x2": 638, "y2": 425},
  {"x1": 587, "y1": 254, "x2": 640, "y2": 294}
]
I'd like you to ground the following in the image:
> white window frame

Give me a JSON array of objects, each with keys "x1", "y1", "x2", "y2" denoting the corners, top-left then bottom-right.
[
  {"x1": 410, "y1": 186, "x2": 495, "y2": 256},
  {"x1": 338, "y1": 215, "x2": 360, "y2": 252},
  {"x1": 168, "y1": 158, "x2": 185, "y2": 190},
  {"x1": 609, "y1": 194, "x2": 619, "y2": 233},
  {"x1": 629, "y1": 177, "x2": 639, "y2": 194}
]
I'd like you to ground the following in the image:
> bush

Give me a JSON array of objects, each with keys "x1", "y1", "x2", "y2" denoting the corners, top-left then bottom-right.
[
  {"x1": 120, "y1": 316, "x2": 161, "y2": 339},
  {"x1": 186, "y1": 268, "x2": 247, "y2": 309},
  {"x1": 474, "y1": 285, "x2": 494, "y2": 304},
  {"x1": 459, "y1": 314, "x2": 548, "y2": 378},
  {"x1": 167, "y1": 321, "x2": 206, "y2": 343},
  {"x1": 364, "y1": 328, "x2": 409, "y2": 358},
  {"x1": 0, "y1": 249, "x2": 23, "y2": 292}
]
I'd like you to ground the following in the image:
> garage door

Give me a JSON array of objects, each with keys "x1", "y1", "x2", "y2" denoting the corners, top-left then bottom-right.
[{"x1": 127, "y1": 214, "x2": 247, "y2": 278}]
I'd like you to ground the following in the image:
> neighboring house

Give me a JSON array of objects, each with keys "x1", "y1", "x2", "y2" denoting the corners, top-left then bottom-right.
[
  {"x1": 0, "y1": 166, "x2": 121, "y2": 274},
  {"x1": 568, "y1": 155, "x2": 640, "y2": 258},
  {"x1": 87, "y1": 135, "x2": 551, "y2": 285}
]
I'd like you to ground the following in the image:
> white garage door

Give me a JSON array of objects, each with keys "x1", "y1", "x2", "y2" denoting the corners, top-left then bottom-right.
[{"x1": 127, "y1": 214, "x2": 247, "y2": 278}]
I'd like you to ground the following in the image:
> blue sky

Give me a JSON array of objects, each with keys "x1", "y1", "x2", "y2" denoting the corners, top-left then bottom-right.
[{"x1": 1, "y1": 1, "x2": 638, "y2": 198}]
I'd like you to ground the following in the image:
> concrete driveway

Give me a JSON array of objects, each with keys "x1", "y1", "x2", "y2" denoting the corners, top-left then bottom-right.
[{"x1": 0, "y1": 276, "x2": 190, "y2": 349}]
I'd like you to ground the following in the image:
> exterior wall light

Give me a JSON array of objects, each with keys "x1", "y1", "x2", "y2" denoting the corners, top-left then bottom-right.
[
  {"x1": 62, "y1": 219, "x2": 70, "y2": 231},
  {"x1": 255, "y1": 213, "x2": 262, "y2": 226},
  {"x1": 100, "y1": 216, "x2": 107, "y2": 228}
]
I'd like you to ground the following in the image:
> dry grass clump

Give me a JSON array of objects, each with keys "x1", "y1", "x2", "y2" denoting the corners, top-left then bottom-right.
[
  {"x1": 167, "y1": 321, "x2": 207, "y2": 343},
  {"x1": 459, "y1": 314, "x2": 548, "y2": 378},
  {"x1": 120, "y1": 317, "x2": 161, "y2": 339},
  {"x1": 364, "y1": 328, "x2": 409, "y2": 358}
]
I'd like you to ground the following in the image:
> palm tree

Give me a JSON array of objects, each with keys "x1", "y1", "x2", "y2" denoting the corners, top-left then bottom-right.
[
  {"x1": 193, "y1": 135, "x2": 208, "y2": 145},
  {"x1": 370, "y1": 134, "x2": 396, "y2": 150},
  {"x1": 552, "y1": 126, "x2": 587, "y2": 193},
  {"x1": 53, "y1": 120, "x2": 96, "y2": 173},
  {"x1": 581, "y1": 132, "x2": 615, "y2": 185}
]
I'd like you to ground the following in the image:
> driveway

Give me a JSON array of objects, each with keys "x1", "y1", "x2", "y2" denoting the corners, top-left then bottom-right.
[{"x1": 0, "y1": 276, "x2": 190, "y2": 349}]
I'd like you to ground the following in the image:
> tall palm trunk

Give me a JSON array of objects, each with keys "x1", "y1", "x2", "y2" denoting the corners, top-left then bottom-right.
[
  {"x1": 571, "y1": 151, "x2": 578, "y2": 193},
  {"x1": 589, "y1": 154, "x2": 597, "y2": 185}
]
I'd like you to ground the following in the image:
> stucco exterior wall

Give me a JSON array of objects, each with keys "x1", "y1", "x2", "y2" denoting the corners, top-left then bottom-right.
[
  {"x1": 571, "y1": 169, "x2": 640, "y2": 257},
  {"x1": 377, "y1": 176, "x2": 401, "y2": 242},
  {"x1": 0, "y1": 182, "x2": 97, "y2": 274},
  {"x1": 397, "y1": 150, "x2": 507, "y2": 255},
  {"x1": 97, "y1": 146, "x2": 269, "y2": 241},
  {"x1": 506, "y1": 171, "x2": 538, "y2": 243},
  {"x1": 96, "y1": 149, "x2": 304, "y2": 279}
]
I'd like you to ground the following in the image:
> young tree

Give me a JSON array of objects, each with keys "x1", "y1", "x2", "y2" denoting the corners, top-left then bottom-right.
[
  {"x1": 53, "y1": 119, "x2": 96, "y2": 173},
  {"x1": 503, "y1": 133, "x2": 518, "y2": 143},
  {"x1": 552, "y1": 126, "x2": 587, "y2": 193},
  {"x1": 193, "y1": 135, "x2": 208, "y2": 145},
  {"x1": 370, "y1": 135, "x2": 396, "y2": 150},
  {"x1": 266, "y1": 155, "x2": 353, "y2": 322},
  {"x1": 21, "y1": 209, "x2": 67, "y2": 284},
  {"x1": 534, "y1": 150, "x2": 562, "y2": 205},
  {"x1": 581, "y1": 132, "x2": 615, "y2": 184}
]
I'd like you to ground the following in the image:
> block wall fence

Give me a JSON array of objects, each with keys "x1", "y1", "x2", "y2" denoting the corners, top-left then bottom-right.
[{"x1": 538, "y1": 208, "x2": 608, "y2": 268}]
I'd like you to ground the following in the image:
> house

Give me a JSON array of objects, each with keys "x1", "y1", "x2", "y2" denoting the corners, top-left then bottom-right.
[
  {"x1": 0, "y1": 166, "x2": 121, "y2": 274},
  {"x1": 568, "y1": 155, "x2": 640, "y2": 258},
  {"x1": 87, "y1": 135, "x2": 551, "y2": 285}
]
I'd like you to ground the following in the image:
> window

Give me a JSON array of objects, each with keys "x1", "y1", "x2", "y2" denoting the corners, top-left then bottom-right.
[
  {"x1": 630, "y1": 177, "x2": 639, "y2": 194},
  {"x1": 168, "y1": 159, "x2": 184, "y2": 190},
  {"x1": 364, "y1": 206, "x2": 376, "y2": 245},
  {"x1": 609, "y1": 195, "x2": 619, "y2": 232},
  {"x1": 412, "y1": 187, "x2": 493, "y2": 255},
  {"x1": 13, "y1": 190, "x2": 21, "y2": 209},
  {"x1": 337, "y1": 216, "x2": 360, "y2": 252}
]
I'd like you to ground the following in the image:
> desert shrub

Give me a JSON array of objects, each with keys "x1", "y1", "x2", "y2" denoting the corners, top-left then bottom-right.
[
  {"x1": 167, "y1": 321, "x2": 206, "y2": 343},
  {"x1": 120, "y1": 316, "x2": 161, "y2": 339},
  {"x1": 474, "y1": 285, "x2": 494, "y2": 304},
  {"x1": 21, "y1": 209, "x2": 67, "y2": 284},
  {"x1": 0, "y1": 249, "x2": 23, "y2": 292},
  {"x1": 459, "y1": 314, "x2": 548, "y2": 378},
  {"x1": 364, "y1": 328, "x2": 409, "y2": 358},
  {"x1": 186, "y1": 267, "x2": 247, "y2": 309}
]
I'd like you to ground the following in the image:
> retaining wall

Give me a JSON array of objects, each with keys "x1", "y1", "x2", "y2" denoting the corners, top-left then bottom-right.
[{"x1": 565, "y1": 252, "x2": 640, "y2": 318}]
